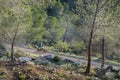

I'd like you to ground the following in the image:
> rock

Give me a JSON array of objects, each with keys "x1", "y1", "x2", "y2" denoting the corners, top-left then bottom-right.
[
  {"x1": 74, "y1": 62, "x2": 81, "y2": 67},
  {"x1": 105, "y1": 66, "x2": 113, "y2": 72},
  {"x1": 63, "y1": 59, "x2": 74, "y2": 63},
  {"x1": 19, "y1": 57, "x2": 31, "y2": 62},
  {"x1": 12, "y1": 67, "x2": 16, "y2": 71},
  {"x1": 95, "y1": 66, "x2": 120, "y2": 80},
  {"x1": 26, "y1": 61, "x2": 35, "y2": 65},
  {"x1": 95, "y1": 68, "x2": 106, "y2": 77},
  {"x1": 31, "y1": 58, "x2": 35, "y2": 61},
  {"x1": 105, "y1": 72, "x2": 115, "y2": 80},
  {"x1": 43, "y1": 55, "x2": 52, "y2": 59},
  {"x1": 34, "y1": 57, "x2": 52, "y2": 66},
  {"x1": 94, "y1": 77, "x2": 101, "y2": 80},
  {"x1": 113, "y1": 67, "x2": 120, "y2": 71},
  {"x1": 112, "y1": 67, "x2": 120, "y2": 73},
  {"x1": 68, "y1": 71, "x2": 72, "y2": 74}
]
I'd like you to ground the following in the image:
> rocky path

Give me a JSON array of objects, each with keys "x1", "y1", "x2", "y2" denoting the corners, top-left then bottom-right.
[{"x1": 5, "y1": 44, "x2": 120, "y2": 68}]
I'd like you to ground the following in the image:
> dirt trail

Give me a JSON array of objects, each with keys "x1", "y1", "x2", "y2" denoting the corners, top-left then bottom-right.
[{"x1": 5, "y1": 44, "x2": 120, "y2": 68}]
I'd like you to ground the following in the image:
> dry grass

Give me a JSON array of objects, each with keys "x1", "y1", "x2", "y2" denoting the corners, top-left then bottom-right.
[{"x1": 0, "y1": 61, "x2": 88, "y2": 80}]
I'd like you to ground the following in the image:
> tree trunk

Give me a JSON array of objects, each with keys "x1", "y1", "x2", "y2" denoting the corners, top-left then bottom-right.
[
  {"x1": 11, "y1": 42, "x2": 14, "y2": 61},
  {"x1": 11, "y1": 25, "x2": 19, "y2": 61},
  {"x1": 85, "y1": 0, "x2": 100, "y2": 74},
  {"x1": 101, "y1": 36, "x2": 105, "y2": 68}
]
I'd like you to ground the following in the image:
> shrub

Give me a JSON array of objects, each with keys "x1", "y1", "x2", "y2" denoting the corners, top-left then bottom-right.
[
  {"x1": 52, "y1": 55, "x2": 61, "y2": 62},
  {"x1": 55, "y1": 41, "x2": 69, "y2": 52},
  {"x1": 69, "y1": 41, "x2": 86, "y2": 54},
  {"x1": 14, "y1": 49, "x2": 25, "y2": 58}
]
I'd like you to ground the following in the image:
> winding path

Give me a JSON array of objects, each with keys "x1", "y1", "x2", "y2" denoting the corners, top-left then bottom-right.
[{"x1": 5, "y1": 44, "x2": 120, "y2": 68}]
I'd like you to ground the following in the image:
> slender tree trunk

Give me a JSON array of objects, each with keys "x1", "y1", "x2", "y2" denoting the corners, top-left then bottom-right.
[
  {"x1": 11, "y1": 42, "x2": 14, "y2": 61},
  {"x1": 101, "y1": 36, "x2": 105, "y2": 68},
  {"x1": 85, "y1": 0, "x2": 100, "y2": 74},
  {"x1": 11, "y1": 25, "x2": 19, "y2": 61}
]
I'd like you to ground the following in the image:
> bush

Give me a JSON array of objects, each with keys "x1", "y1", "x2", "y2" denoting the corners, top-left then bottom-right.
[
  {"x1": 52, "y1": 55, "x2": 61, "y2": 62},
  {"x1": 14, "y1": 49, "x2": 25, "y2": 58},
  {"x1": 69, "y1": 41, "x2": 86, "y2": 54},
  {"x1": 55, "y1": 41, "x2": 69, "y2": 52}
]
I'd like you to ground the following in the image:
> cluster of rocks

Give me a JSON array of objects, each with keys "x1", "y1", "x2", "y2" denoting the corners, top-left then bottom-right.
[{"x1": 95, "y1": 66, "x2": 120, "y2": 80}]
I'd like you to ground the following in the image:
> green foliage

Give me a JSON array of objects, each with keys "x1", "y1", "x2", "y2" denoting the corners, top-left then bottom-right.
[
  {"x1": 0, "y1": 0, "x2": 120, "y2": 62},
  {"x1": 47, "y1": 1, "x2": 63, "y2": 16},
  {"x1": 55, "y1": 41, "x2": 69, "y2": 52},
  {"x1": 43, "y1": 17, "x2": 64, "y2": 45},
  {"x1": 87, "y1": 75, "x2": 94, "y2": 80},
  {"x1": 70, "y1": 41, "x2": 86, "y2": 54},
  {"x1": 52, "y1": 55, "x2": 61, "y2": 62},
  {"x1": 14, "y1": 50, "x2": 24, "y2": 58},
  {"x1": 26, "y1": 6, "x2": 47, "y2": 43}
]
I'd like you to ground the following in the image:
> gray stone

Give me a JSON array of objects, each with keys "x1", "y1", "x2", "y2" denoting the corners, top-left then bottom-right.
[
  {"x1": 43, "y1": 55, "x2": 52, "y2": 59},
  {"x1": 94, "y1": 77, "x2": 101, "y2": 80},
  {"x1": 64, "y1": 59, "x2": 74, "y2": 63},
  {"x1": 34, "y1": 57, "x2": 52, "y2": 66},
  {"x1": 26, "y1": 61, "x2": 35, "y2": 65},
  {"x1": 19, "y1": 57, "x2": 31, "y2": 62},
  {"x1": 105, "y1": 72, "x2": 115, "y2": 80}
]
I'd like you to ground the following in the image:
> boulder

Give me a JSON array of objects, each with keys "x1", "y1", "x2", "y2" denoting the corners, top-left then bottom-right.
[
  {"x1": 105, "y1": 72, "x2": 115, "y2": 80},
  {"x1": 63, "y1": 59, "x2": 74, "y2": 63},
  {"x1": 94, "y1": 77, "x2": 101, "y2": 80},
  {"x1": 26, "y1": 61, "x2": 35, "y2": 65},
  {"x1": 43, "y1": 55, "x2": 52, "y2": 59},
  {"x1": 19, "y1": 57, "x2": 31, "y2": 62},
  {"x1": 95, "y1": 66, "x2": 120, "y2": 79},
  {"x1": 95, "y1": 68, "x2": 106, "y2": 78},
  {"x1": 74, "y1": 62, "x2": 81, "y2": 67},
  {"x1": 34, "y1": 57, "x2": 52, "y2": 66},
  {"x1": 112, "y1": 67, "x2": 120, "y2": 73}
]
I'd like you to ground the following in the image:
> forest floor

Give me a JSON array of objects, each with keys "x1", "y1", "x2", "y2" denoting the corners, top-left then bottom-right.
[
  {"x1": 0, "y1": 61, "x2": 87, "y2": 80},
  {"x1": 2, "y1": 44, "x2": 120, "y2": 80}
]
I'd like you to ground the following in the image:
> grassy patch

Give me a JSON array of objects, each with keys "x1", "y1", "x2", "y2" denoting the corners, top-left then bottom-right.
[
  {"x1": 25, "y1": 52, "x2": 39, "y2": 58},
  {"x1": 105, "y1": 60, "x2": 120, "y2": 66}
]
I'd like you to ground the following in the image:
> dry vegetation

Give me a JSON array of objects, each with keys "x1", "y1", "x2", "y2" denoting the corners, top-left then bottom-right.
[{"x1": 0, "y1": 61, "x2": 87, "y2": 80}]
